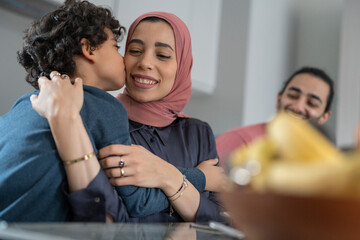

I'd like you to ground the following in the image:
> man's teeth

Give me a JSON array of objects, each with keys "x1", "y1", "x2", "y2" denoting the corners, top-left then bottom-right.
[
  {"x1": 286, "y1": 111, "x2": 307, "y2": 120},
  {"x1": 135, "y1": 78, "x2": 156, "y2": 85}
]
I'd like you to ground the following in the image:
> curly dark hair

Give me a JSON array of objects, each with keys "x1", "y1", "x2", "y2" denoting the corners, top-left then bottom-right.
[{"x1": 17, "y1": 0, "x2": 125, "y2": 89}]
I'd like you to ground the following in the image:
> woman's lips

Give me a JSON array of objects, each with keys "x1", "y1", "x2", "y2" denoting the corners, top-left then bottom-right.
[{"x1": 131, "y1": 74, "x2": 158, "y2": 89}]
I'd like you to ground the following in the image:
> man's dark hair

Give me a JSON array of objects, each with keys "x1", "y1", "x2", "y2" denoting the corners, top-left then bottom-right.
[
  {"x1": 279, "y1": 67, "x2": 335, "y2": 113},
  {"x1": 17, "y1": 0, "x2": 125, "y2": 89}
]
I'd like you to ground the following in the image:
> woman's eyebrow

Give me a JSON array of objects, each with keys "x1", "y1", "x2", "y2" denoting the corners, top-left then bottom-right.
[
  {"x1": 128, "y1": 39, "x2": 144, "y2": 45},
  {"x1": 155, "y1": 42, "x2": 174, "y2": 51}
]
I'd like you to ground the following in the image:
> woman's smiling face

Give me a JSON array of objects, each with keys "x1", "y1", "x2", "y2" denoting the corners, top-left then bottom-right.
[{"x1": 124, "y1": 20, "x2": 177, "y2": 103}]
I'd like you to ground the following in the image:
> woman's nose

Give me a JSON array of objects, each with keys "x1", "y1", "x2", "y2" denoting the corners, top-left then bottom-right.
[{"x1": 138, "y1": 53, "x2": 153, "y2": 70}]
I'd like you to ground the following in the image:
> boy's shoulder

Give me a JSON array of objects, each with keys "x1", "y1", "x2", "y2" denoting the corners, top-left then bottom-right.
[
  {"x1": 82, "y1": 85, "x2": 127, "y2": 114},
  {"x1": 83, "y1": 85, "x2": 122, "y2": 106}
]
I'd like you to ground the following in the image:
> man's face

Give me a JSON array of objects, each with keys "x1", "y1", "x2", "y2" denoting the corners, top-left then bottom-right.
[{"x1": 276, "y1": 73, "x2": 331, "y2": 125}]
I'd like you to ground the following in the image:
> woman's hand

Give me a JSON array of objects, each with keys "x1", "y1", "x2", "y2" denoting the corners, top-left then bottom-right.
[
  {"x1": 100, "y1": 144, "x2": 201, "y2": 221},
  {"x1": 196, "y1": 159, "x2": 226, "y2": 192},
  {"x1": 30, "y1": 71, "x2": 83, "y2": 120},
  {"x1": 99, "y1": 144, "x2": 183, "y2": 192}
]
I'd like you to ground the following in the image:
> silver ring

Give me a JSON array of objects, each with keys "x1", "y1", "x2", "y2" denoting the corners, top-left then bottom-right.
[
  {"x1": 55, "y1": 72, "x2": 61, "y2": 76},
  {"x1": 119, "y1": 158, "x2": 125, "y2": 168},
  {"x1": 120, "y1": 168, "x2": 125, "y2": 177}
]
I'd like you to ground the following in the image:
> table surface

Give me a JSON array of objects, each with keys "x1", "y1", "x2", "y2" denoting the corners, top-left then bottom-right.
[{"x1": 0, "y1": 222, "x2": 241, "y2": 240}]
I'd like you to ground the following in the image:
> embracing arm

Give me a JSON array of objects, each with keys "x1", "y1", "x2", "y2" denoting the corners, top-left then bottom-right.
[
  {"x1": 31, "y1": 73, "x2": 128, "y2": 222},
  {"x1": 114, "y1": 160, "x2": 222, "y2": 217},
  {"x1": 107, "y1": 165, "x2": 206, "y2": 218},
  {"x1": 30, "y1": 74, "x2": 98, "y2": 192},
  {"x1": 100, "y1": 144, "x2": 206, "y2": 221}
]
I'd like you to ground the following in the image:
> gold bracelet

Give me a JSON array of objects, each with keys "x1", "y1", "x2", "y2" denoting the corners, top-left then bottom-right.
[
  {"x1": 168, "y1": 175, "x2": 187, "y2": 200},
  {"x1": 63, "y1": 151, "x2": 95, "y2": 165},
  {"x1": 170, "y1": 178, "x2": 188, "y2": 201}
]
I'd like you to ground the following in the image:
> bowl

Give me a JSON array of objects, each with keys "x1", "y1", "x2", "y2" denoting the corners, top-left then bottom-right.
[{"x1": 220, "y1": 186, "x2": 360, "y2": 240}]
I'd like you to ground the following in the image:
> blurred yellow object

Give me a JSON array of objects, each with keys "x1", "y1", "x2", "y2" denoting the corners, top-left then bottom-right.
[
  {"x1": 228, "y1": 112, "x2": 360, "y2": 197},
  {"x1": 268, "y1": 112, "x2": 344, "y2": 163},
  {"x1": 266, "y1": 161, "x2": 349, "y2": 197},
  {"x1": 230, "y1": 138, "x2": 276, "y2": 192}
]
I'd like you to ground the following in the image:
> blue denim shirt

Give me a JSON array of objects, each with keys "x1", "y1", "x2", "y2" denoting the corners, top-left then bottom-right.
[{"x1": 0, "y1": 85, "x2": 130, "y2": 222}]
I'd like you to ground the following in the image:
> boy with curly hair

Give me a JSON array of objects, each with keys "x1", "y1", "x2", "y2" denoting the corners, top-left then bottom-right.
[{"x1": 0, "y1": 0, "x2": 130, "y2": 221}]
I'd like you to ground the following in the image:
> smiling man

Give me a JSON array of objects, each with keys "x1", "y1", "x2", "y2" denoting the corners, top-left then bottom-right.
[{"x1": 216, "y1": 67, "x2": 335, "y2": 164}]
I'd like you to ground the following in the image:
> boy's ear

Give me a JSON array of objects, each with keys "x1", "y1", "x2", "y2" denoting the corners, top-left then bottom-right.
[{"x1": 80, "y1": 38, "x2": 96, "y2": 62}]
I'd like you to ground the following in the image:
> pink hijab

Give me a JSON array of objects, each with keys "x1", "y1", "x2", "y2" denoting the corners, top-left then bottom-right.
[{"x1": 116, "y1": 12, "x2": 192, "y2": 127}]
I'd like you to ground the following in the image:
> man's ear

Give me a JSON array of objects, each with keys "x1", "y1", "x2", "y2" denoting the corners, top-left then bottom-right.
[
  {"x1": 80, "y1": 38, "x2": 96, "y2": 62},
  {"x1": 276, "y1": 92, "x2": 282, "y2": 110},
  {"x1": 317, "y1": 110, "x2": 332, "y2": 125}
]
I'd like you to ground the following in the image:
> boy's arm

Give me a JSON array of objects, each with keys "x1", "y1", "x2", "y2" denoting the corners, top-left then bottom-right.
[{"x1": 114, "y1": 166, "x2": 206, "y2": 217}]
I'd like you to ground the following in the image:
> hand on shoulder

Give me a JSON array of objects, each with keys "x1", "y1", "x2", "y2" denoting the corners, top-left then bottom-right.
[{"x1": 30, "y1": 71, "x2": 83, "y2": 121}]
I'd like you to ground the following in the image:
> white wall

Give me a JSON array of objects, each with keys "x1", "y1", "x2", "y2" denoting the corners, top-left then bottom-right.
[
  {"x1": 184, "y1": 0, "x2": 250, "y2": 136},
  {"x1": 242, "y1": 0, "x2": 297, "y2": 126},
  {"x1": 336, "y1": 0, "x2": 360, "y2": 148},
  {"x1": 0, "y1": 8, "x2": 32, "y2": 115}
]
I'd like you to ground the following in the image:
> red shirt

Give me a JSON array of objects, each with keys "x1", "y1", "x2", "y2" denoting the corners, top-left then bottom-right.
[{"x1": 216, "y1": 122, "x2": 267, "y2": 167}]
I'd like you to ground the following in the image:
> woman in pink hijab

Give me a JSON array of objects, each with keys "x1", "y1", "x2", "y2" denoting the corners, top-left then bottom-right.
[
  {"x1": 97, "y1": 12, "x2": 225, "y2": 222},
  {"x1": 34, "y1": 11, "x2": 224, "y2": 223}
]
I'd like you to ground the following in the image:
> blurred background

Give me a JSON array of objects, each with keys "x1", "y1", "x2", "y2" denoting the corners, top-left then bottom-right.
[{"x1": 0, "y1": 0, "x2": 358, "y2": 148}]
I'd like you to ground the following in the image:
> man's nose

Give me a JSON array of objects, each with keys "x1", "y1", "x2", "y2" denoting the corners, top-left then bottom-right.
[{"x1": 292, "y1": 98, "x2": 307, "y2": 114}]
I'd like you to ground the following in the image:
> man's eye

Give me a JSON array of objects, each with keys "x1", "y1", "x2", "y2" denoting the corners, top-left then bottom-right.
[
  {"x1": 287, "y1": 94, "x2": 298, "y2": 99},
  {"x1": 308, "y1": 101, "x2": 319, "y2": 108}
]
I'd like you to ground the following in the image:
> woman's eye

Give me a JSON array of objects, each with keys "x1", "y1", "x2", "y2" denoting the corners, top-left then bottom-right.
[
  {"x1": 128, "y1": 49, "x2": 141, "y2": 55},
  {"x1": 157, "y1": 54, "x2": 171, "y2": 60}
]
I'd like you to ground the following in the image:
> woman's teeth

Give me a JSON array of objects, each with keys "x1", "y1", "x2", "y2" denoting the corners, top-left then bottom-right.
[{"x1": 135, "y1": 78, "x2": 156, "y2": 85}]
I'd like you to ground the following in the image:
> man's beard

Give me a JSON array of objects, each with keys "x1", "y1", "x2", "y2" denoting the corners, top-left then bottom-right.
[
  {"x1": 277, "y1": 102, "x2": 331, "y2": 140},
  {"x1": 277, "y1": 103, "x2": 322, "y2": 123}
]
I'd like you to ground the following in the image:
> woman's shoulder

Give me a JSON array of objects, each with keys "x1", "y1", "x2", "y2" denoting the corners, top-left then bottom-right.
[{"x1": 175, "y1": 117, "x2": 213, "y2": 131}]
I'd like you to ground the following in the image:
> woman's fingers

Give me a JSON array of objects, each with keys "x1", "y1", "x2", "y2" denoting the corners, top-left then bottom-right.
[
  {"x1": 104, "y1": 166, "x2": 134, "y2": 178},
  {"x1": 30, "y1": 94, "x2": 38, "y2": 105},
  {"x1": 50, "y1": 71, "x2": 60, "y2": 79},
  {"x1": 100, "y1": 156, "x2": 127, "y2": 169},
  {"x1": 98, "y1": 144, "x2": 134, "y2": 159},
  {"x1": 74, "y1": 77, "x2": 83, "y2": 89},
  {"x1": 37, "y1": 76, "x2": 49, "y2": 89}
]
